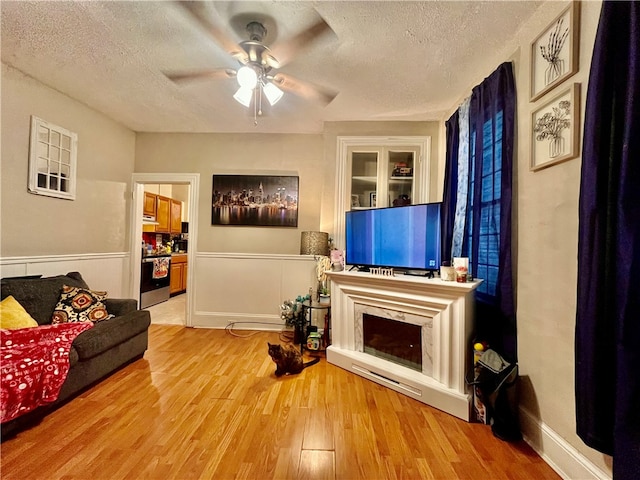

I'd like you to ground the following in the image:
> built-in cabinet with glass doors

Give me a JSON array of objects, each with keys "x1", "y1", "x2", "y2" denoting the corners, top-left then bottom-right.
[
  {"x1": 349, "y1": 147, "x2": 419, "y2": 209},
  {"x1": 334, "y1": 136, "x2": 431, "y2": 249}
]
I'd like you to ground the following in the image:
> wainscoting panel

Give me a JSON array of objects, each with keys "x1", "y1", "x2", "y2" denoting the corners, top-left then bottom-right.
[
  {"x1": 0, "y1": 253, "x2": 131, "y2": 298},
  {"x1": 192, "y1": 253, "x2": 317, "y2": 329}
]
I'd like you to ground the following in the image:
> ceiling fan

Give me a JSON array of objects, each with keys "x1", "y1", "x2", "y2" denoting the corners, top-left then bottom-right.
[{"x1": 165, "y1": 2, "x2": 339, "y2": 124}]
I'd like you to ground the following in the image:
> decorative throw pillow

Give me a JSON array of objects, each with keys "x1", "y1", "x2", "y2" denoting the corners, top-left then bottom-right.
[
  {"x1": 52, "y1": 285, "x2": 112, "y2": 324},
  {"x1": 0, "y1": 295, "x2": 39, "y2": 329}
]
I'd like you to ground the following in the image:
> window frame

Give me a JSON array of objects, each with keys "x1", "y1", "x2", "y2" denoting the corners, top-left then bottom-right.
[
  {"x1": 465, "y1": 110, "x2": 503, "y2": 298},
  {"x1": 28, "y1": 116, "x2": 78, "y2": 200}
]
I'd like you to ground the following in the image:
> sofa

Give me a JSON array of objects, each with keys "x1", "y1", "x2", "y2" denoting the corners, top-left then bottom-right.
[{"x1": 0, "y1": 272, "x2": 151, "y2": 439}]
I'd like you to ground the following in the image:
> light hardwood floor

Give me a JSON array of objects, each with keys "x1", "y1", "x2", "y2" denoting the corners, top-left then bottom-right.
[{"x1": 0, "y1": 325, "x2": 560, "y2": 480}]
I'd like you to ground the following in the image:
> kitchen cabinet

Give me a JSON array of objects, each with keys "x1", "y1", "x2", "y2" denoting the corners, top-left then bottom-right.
[
  {"x1": 143, "y1": 192, "x2": 157, "y2": 217},
  {"x1": 170, "y1": 254, "x2": 188, "y2": 294},
  {"x1": 170, "y1": 199, "x2": 182, "y2": 234},
  {"x1": 155, "y1": 195, "x2": 171, "y2": 233}
]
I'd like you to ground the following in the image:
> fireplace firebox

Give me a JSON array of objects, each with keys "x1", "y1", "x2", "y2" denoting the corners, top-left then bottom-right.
[{"x1": 363, "y1": 314, "x2": 422, "y2": 372}]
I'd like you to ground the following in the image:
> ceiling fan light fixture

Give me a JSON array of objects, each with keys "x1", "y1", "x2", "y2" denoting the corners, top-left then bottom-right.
[
  {"x1": 233, "y1": 86, "x2": 253, "y2": 107},
  {"x1": 263, "y1": 81, "x2": 284, "y2": 106},
  {"x1": 236, "y1": 66, "x2": 258, "y2": 89}
]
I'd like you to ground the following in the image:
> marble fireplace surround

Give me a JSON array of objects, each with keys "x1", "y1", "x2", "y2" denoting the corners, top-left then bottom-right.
[{"x1": 326, "y1": 271, "x2": 481, "y2": 421}]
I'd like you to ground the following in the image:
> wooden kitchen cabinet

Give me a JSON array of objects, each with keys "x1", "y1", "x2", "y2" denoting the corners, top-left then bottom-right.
[
  {"x1": 170, "y1": 254, "x2": 188, "y2": 294},
  {"x1": 143, "y1": 192, "x2": 157, "y2": 217},
  {"x1": 155, "y1": 195, "x2": 171, "y2": 233},
  {"x1": 170, "y1": 199, "x2": 182, "y2": 234}
]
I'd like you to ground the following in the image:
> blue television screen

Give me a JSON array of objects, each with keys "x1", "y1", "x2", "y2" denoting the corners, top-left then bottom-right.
[{"x1": 345, "y1": 203, "x2": 442, "y2": 271}]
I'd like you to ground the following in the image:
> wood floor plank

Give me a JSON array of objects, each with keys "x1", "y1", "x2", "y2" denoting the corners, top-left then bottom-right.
[
  {"x1": 298, "y1": 449, "x2": 335, "y2": 480},
  {"x1": 302, "y1": 406, "x2": 334, "y2": 450},
  {"x1": 0, "y1": 325, "x2": 561, "y2": 480}
]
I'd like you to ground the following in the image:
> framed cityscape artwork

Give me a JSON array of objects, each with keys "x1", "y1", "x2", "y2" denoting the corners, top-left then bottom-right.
[{"x1": 211, "y1": 174, "x2": 299, "y2": 227}]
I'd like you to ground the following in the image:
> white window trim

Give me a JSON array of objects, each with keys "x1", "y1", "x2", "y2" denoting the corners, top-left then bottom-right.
[{"x1": 28, "y1": 116, "x2": 77, "y2": 200}]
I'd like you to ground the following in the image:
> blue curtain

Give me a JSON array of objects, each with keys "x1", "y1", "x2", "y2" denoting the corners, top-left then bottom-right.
[
  {"x1": 468, "y1": 62, "x2": 516, "y2": 362},
  {"x1": 575, "y1": 2, "x2": 640, "y2": 476},
  {"x1": 441, "y1": 111, "x2": 459, "y2": 264},
  {"x1": 442, "y1": 62, "x2": 516, "y2": 362}
]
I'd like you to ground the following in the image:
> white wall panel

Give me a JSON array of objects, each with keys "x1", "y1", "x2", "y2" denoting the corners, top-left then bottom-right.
[
  {"x1": 1, "y1": 253, "x2": 131, "y2": 298},
  {"x1": 192, "y1": 253, "x2": 316, "y2": 329}
]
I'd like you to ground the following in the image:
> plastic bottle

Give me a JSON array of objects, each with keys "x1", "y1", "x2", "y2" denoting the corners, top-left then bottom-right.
[{"x1": 473, "y1": 342, "x2": 485, "y2": 365}]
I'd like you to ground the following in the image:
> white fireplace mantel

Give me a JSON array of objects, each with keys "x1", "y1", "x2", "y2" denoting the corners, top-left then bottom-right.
[{"x1": 326, "y1": 270, "x2": 482, "y2": 421}]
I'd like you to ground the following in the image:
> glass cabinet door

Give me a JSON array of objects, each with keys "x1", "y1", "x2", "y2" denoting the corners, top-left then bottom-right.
[
  {"x1": 350, "y1": 150, "x2": 379, "y2": 209},
  {"x1": 387, "y1": 149, "x2": 417, "y2": 207}
]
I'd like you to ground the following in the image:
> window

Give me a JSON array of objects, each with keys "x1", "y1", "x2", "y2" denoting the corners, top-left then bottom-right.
[
  {"x1": 28, "y1": 116, "x2": 77, "y2": 200},
  {"x1": 465, "y1": 110, "x2": 503, "y2": 297}
]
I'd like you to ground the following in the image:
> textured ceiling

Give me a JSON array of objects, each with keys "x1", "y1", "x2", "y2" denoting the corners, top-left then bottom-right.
[{"x1": 1, "y1": 1, "x2": 543, "y2": 134}]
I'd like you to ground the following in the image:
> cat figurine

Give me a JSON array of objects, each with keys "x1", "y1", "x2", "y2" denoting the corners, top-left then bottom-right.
[{"x1": 267, "y1": 342, "x2": 320, "y2": 376}]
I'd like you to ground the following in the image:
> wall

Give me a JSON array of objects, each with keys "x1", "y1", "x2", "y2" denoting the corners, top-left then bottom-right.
[
  {"x1": 321, "y1": 121, "x2": 441, "y2": 244},
  {"x1": 442, "y1": 1, "x2": 611, "y2": 478},
  {"x1": 0, "y1": 63, "x2": 136, "y2": 295},
  {"x1": 134, "y1": 133, "x2": 327, "y2": 327},
  {"x1": 515, "y1": 2, "x2": 610, "y2": 477},
  {"x1": 134, "y1": 127, "x2": 437, "y2": 329},
  {"x1": 135, "y1": 132, "x2": 325, "y2": 255}
]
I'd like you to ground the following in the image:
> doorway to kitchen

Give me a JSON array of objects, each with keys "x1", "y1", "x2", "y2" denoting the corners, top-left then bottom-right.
[{"x1": 130, "y1": 173, "x2": 199, "y2": 327}]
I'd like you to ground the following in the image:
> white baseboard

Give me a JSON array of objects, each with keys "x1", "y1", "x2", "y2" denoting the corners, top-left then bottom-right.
[
  {"x1": 520, "y1": 407, "x2": 612, "y2": 480},
  {"x1": 192, "y1": 311, "x2": 287, "y2": 332}
]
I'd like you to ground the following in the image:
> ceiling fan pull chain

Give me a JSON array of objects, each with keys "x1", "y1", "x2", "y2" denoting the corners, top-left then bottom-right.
[{"x1": 253, "y1": 88, "x2": 258, "y2": 126}]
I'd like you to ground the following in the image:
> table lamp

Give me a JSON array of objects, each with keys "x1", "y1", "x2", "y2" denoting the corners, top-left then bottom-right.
[{"x1": 300, "y1": 231, "x2": 329, "y2": 256}]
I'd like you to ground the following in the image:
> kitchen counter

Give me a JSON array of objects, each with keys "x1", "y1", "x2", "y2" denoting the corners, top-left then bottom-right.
[{"x1": 142, "y1": 253, "x2": 172, "y2": 259}]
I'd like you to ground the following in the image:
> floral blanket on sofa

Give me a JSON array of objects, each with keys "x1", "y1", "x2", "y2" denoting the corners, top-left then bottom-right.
[{"x1": 1, "y1": 322, "x2": 93, "y2": 423}]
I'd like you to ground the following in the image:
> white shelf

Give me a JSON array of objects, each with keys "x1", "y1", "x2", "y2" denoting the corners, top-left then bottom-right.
[{"x1": 351, "y1": 176, "x2": 377, "y2": 183}]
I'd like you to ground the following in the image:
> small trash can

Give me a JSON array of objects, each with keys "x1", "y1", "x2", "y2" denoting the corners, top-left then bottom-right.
[{"x1": 467, "y1": 349, "x2": 522, "y2": 442}]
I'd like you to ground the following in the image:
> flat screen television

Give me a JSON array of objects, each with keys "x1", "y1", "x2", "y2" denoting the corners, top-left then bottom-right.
[{"x1": 345, "y1": 202, "x2": 442, "y2": 274}]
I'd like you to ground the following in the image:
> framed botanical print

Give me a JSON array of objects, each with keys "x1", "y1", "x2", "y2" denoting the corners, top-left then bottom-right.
[
  {"x1": 530, "y1": 1, "x2": 580, "y2": 102},
  {"x1": 531, "y1": 83, "x2": 581, "y2": 171}
]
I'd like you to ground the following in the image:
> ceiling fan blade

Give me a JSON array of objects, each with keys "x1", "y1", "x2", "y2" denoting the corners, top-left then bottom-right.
[
  {"x1": 176, "y1": 2, "x2": 247, "y2": 63},
  {"x1": 268, "y1": 16, "x2": 334, "y2": 68},
  {"x1": 165, "y1": 69, "x2": 236, "y2": 84},
  {"x1": 272, "y1": 73, "x2": 338, "y2": 105}
]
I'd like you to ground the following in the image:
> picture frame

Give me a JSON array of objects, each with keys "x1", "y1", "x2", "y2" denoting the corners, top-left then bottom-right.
[
  {"x1": 370, "y1": 192, "x2": 377, "y2": 208},
  {"x1": 211, "y1": 174, "x2": 298, "y2": 226},
  {"x1": 351, "y1": 194, "x2": 360, "y2": 208},
  {"x1": 530, "y1": 1, "x2": 580, "y2": 102},
  {"x1": 531, "y1": 83, "x2": 580, "y2": 171}
]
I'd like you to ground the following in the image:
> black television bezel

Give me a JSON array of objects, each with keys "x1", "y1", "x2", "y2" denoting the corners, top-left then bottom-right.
[{"x1": 344, "y1": 202, "x2": 442, "y2": 274}]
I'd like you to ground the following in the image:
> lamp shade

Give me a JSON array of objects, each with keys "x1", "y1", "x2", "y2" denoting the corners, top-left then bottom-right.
[
  {"x1": 300, "y1": 231, "x2": 329, "y2": 256},
  {"x1": 263, "y1": 81, "x2": 284, "y2": 106},
  {"x1": 236, "y1": 66, "x2": 258, "y2": 89},
  {"x1": 233, "y1": 87, "x2": 253, "y2": 107}
]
